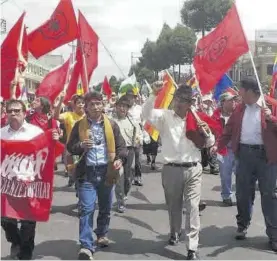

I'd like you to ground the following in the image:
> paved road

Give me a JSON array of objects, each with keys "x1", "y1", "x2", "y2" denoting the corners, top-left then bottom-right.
[{"x1": 1, "y1": 155, "x2": 276, "y2": 260}]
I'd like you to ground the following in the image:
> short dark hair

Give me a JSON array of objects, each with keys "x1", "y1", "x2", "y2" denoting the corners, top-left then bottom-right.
[
  {"x1": 116, "y1": 95, "x2": 131, "y2": 108},
  {"x1": 174, "y1": 84, "x2": 193, "y2": 101},
  {"x1": 240, "y1": 77, "x2": 260, "y2": 95},
  {"x1": 6, "y1": 99, "x2": 26, "y2": 112},
  {"x1": 84, "y1": 91, "x2": 103, "y2": 104},
  {"x1": 72, "y1": 95, "x2": 84, "y2": 104}
]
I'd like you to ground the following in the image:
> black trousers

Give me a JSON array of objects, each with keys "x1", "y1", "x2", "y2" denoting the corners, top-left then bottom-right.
[
  {"x1": 134, "y1": 146, "x2": 142, "y2": 178},
  {"x1": 1, "y1": 218, "x2": 36, "y2": 259}
]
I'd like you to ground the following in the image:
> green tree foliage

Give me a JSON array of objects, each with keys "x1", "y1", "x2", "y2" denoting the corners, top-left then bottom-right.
[
  {"x1": 181, "y1": 0, "x2": 233, "y2": 37},
  {"x1": 129, "y1": 62, "x2": 156, "y2": 83}
]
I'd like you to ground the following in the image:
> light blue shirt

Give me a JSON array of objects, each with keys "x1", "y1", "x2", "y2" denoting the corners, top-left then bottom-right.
[{"x1": 86, "y1": 120, "x2": 108, "y2": 166}]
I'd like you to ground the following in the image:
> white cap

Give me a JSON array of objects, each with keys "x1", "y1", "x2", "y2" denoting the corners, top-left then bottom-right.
[{"x1": 202, "y1": 94, "x2": 213, "y2": 102}]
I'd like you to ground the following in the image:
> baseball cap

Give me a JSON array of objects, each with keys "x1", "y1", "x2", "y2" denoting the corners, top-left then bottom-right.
[{"x1": 219, "y1": 92, "x2": 236, "y2": 102}]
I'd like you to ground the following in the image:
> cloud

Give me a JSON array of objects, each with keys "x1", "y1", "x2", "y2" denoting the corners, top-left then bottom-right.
[{"x1": 1, "y1": 0, "x2": 277, "y2": 84}]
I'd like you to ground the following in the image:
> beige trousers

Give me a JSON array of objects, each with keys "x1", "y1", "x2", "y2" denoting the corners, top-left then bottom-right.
[{"x1": 161, "y1": 163, "x2": 202, "y2": 251}]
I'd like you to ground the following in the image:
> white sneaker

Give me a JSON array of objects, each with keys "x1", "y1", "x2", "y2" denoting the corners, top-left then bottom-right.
[{"x1": 78, "y1": 248, "x2": 94, "y2": 260}]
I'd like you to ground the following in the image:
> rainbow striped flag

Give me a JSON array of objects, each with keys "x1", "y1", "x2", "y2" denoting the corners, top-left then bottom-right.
[
  {"x1": 270, "y1": 55, "x2": 277, "y2": 98},
  {"x1": 144, "y1": 71, "x2": 176, "y2": 141}
]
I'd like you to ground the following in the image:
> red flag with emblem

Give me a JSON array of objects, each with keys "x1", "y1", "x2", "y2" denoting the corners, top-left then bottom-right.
[
  {"x1": 28, "y1": 0, "x2": 78, "y2": 59},
  {"x1": 1, "y1": 130, "x2": 64, "y2": 221},
  {"x1": 78, "y1": 10, "x2": 99, "y2": 93},
  {"x1": 1, "y1": 12, "x2": 28, "y2": 100},
  {"x1": 36, "y1": 57, "x2": 70, "y2": 103},
  {"x1": 193, "y1": 4, "x2": 249, "y2": 94}
]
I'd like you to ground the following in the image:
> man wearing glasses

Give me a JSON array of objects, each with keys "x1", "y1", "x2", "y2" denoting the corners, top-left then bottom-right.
[{"x1": 142, "y1": 84, "x2": 215, "y2": 260}]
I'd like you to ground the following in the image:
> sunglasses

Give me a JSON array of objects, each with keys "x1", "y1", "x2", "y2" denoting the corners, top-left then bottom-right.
[{"x1": 7, "y1": 109, "x2": 22, "y2": 114}]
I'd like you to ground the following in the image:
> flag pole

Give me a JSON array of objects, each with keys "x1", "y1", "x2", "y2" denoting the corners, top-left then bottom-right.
[
  {"x1": 248, "y1": 50, "x2": 266, "y2": 106},
  {"x1": 99, "y1": 38, "x2": 126, "y2": 78},
  {"x1": 78, "y1": 40, "x2": 90, "y2": 93},
  {"x1": 234, "y1": 1, "x2": 266, "y2": 107}
]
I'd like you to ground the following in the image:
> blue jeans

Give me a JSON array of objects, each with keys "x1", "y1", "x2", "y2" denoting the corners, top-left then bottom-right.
[
  {"x1": 78, "y1": 165, "x2": 113, "y2": 252},
  {"x1": 218, "y1": 148, "x2": 236, "y2": 200},
  {"x1": 236, "y1": 145, "x2": 277, "y2": 242}
]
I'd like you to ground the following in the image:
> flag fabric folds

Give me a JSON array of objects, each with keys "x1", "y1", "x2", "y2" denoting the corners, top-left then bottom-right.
[
  {"x1": 1, "y1": 12, "x2": 27, "y2": 100},
  {"x1": 28, "y1": 0, "x2": 78, "y2": 59},
  {"x1": 36, "y1": 57, "x2": 70, "y2": 103},
  {"x1": 193, "y1": 4, "x2": 249, "y2": 94},
  {"x1": 102, "y1": 76, "x2": 112, "y2": 99},
  {"x1": 118, "y1": 74, "x2": 137, "y2": 96},
  {"x1": 78, "y1": 10, "x2": 99, "y2": 93},
  {"x1": 213, "y1": 74, "x2": 233, "y2": 101},
  {"x1": 1, "y1": 130, "x2": 64, "y2": 221},
  {"x1": 144, "y1": 72, "x2": 176, "y2": 141}
]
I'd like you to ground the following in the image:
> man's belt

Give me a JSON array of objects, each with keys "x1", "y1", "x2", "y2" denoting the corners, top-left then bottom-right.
[
  {"x1": 240, "y1": 144, "x2": 265, "y2": 150},
  {"x1": 165, "y1": 162, "x2": 198, "y2": 168}
]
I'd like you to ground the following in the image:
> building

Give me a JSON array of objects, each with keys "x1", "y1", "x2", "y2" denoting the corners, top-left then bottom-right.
[
  {"x1": 229, "y1": 30, "x2": 277, "y2": 85},
  {"x1": 24, "y1": 54, "x2": 64, "y2": 92}
]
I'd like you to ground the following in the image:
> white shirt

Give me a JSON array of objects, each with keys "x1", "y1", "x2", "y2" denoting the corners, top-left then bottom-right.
[
  {"x1": 128, "y1": 104, "x2": 142, "y2": 125},
  {"x1": 142, "y1": 95, "x2": 215, "y2": 164},
  {"x1": 1, "y1": 121, "x2": 44, "y2": 141},
  {"x1": 240, "y1": 103, "x2": 263, "y2": 145}
]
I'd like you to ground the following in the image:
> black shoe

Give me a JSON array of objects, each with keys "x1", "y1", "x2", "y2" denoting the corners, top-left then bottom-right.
[
  {"x1": 168, "y1": 233, "x2": 180, "y2": 246},
  {"x1": 68, "y1": 178, "x2": 74, "y2": 187},
  {"x1": 199, "y1": 202, "x2": 206, "y2": 212},
  {"x1": 235, "y1": 227, "x2": 247, "y2": 240},
  {"x1": 146, "y1": 156, "x2": 151, "y2": 164},
  {"x1": 187, "y1": 250, "x2": 199, "y2": 260},
  {"x1": 210, "y1": 168, "x2": 219, "y2": 175},
  {"x1": 222, "y1": 198, "x2": 233, "y2": 206},
  {"x1": 269, "y1": 240, "x2": 277, "y2": 252},
  {"x1": 151, "y1": 162, "x2": 156, "y2": 170},
  {"x1": 134, "y1": 177, "x2": 143, "y2": 186}
]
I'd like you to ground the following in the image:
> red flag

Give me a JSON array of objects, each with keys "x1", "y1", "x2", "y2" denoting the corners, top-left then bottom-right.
[
  {"x1": 193, "y1": 4, "x2": 249, "y2": 94},
  {"x1": 64, "y1": 47, "x2": 82, "y2": 104},
  {"x1": 102, "y1": 76, "x2": 112, "y2": 99},
  {"x1": 28, "y1": 0, "x2": 78, "y2": 59},
  {"x1": 1, "y1": 130, "x2": 64, "y2": 221},
  {"x1": 78, "y1": 11, "x2": 99, "y2": 93},
  {"x1": 1, "y1": 12, "x2": 27, "y2": 100},
  {"x1": 36, "y1": 57, "x2": 70, "y2": 103}
]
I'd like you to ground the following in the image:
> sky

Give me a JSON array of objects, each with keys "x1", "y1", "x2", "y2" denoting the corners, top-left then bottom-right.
[{"x1": 1, "y1": 0, "x2": 277, "y2": 84}]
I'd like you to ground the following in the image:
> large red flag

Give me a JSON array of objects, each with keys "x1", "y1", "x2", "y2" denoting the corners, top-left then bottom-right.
[
  {"x1": 28, "y1": 0, "x2": 78, "y2": 59},
  {"x1": 1, "y1": 13, "x2": 27, "y2": 100},
  {"x1": 1, "y1": 130, "x2": 64, "y2": 221},
  {"x1": 193, "y1": 4, "x2": 249, "y2": 94},
  {"x1": 36, "y1": 57, "x2": 70, "y2": 103},
  {"x1": 102, "y1": 76, "x2": 112, "y2": 99},
  {"x1": 78, "y1": 11, "x2": 99, "y2": 93}
]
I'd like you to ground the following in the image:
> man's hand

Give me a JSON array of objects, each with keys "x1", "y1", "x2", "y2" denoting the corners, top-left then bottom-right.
[
  {"x1": 210, "y1": 145, "x2": 218, "y2": 155},
  {"x1": 197, "y1": 121, "x2": 211, "y2": 135},
  {"x1": 80, "y1": 139, "x2": 93, "y2": 150},
  {"x1": 113, "y1": 159, "x2": 123, "y2": 170},
  {"x1": 152, "y1": 81, "x2": 163, "y2": 96},
  {"x1": 52, "y1": 129, "x2": 60, "y2": 141},
  {"x1": 262, "y1": 107, "x2": 272, "y2": 121}
]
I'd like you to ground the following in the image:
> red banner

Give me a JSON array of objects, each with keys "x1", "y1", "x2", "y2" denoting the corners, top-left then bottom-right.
[{"x1": 1, "y1": 130, "x2": 64, "y2": 221}]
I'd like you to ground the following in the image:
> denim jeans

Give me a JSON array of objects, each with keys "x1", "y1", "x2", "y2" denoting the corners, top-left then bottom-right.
[
  {"x1": 218, "y1": 148, "x2": 236, "y2": 200},
  {"x1": 78, "y1": 165, "x2": 113, "y2": 252},
  {"x1": 236, "y1": 145, "x2": 277, "y2": 242}
]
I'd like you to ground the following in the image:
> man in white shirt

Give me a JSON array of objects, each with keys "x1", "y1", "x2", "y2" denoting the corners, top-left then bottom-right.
[
  {"x1": 142, "y1": 84, "x2": 215, "y2": 260},
  {"x1": 1, "y1": 99, "x2": 59, "y2": 260},
  {"x1": 126, "y1": 89, "x2": 143, "y2": 186}
]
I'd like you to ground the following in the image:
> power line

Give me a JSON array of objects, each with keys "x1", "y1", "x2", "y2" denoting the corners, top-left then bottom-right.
[{"x1": 1, "y1": 0, "x2": 10, "y2": 5}]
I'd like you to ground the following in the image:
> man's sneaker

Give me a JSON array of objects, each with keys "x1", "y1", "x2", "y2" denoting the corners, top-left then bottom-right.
[
  {"x1": 269, "y1": 240, "x2": 277, "y2": 252},
  {"x1": 168, "y1": 233, "x2": 181, "y2": 246},
  {"x1": 97, "y1": 237, "x2": 109, "y2": 247},
  {"x1": 117, "y1": 204, "x2": 125, "y2": 213},
  {"x1": 186, "y1": 250, "x2": 200, "y2": 260},
  {"x1": 10, "y1": 243, "x2": 20, "y2": 259},
  {"x1": 223, "y1": 198, "x2": 233, "y2": 207},
  {"x1": 235, "y1": 227, "x2": 247, "y2": 240},
  {"x1": 210, "y1": 168, "x2": 219, "y2": 175},
  {"x1": 78, "y1": 248, "x2": 94, "y2": 260},
  {"x1": 123, "y1": 196, "x2": 128, "y2": 201}
]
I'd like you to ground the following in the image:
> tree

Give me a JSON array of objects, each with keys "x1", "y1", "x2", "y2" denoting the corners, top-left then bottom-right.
[
  {"x1": 109, "y1": 75, "x2": 124, "y2": 94},
  {"x1": 181, "y1": 0, "x2": 233, "y2": 37},
  {"x1": 128, "y1": 62, "x2": 156, "y2": 83},
  {"x1": 170, "y1": 24, "x2": 196, "y2": 82}
]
